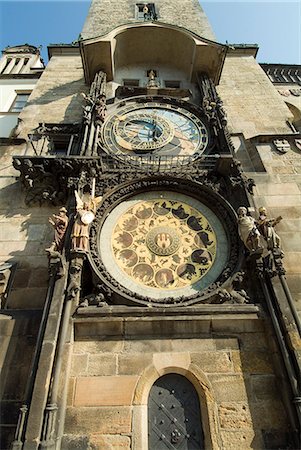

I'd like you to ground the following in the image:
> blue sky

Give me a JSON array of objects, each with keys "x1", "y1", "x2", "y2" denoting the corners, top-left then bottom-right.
[{"x1": 0, "y1": 1, "x2": 300, "y2": 64}]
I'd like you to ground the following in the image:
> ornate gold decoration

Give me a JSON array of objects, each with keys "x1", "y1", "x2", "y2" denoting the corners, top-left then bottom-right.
[{"x1": 112, "y1": 199, "x2": 217, "y2": 290}]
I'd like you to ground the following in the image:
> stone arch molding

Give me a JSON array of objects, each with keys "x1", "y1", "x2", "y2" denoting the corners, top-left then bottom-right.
[
  {"x1": 131, "y1": 354, "x2": 221, "y2": 450},
  {"x1": 80, "y1": 22, "x2": 226, "y2": 84}
]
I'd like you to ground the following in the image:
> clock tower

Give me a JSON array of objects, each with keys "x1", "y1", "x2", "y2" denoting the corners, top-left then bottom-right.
[{"x1": 5, "y1": 0, "x2": 301, "y2": 449}]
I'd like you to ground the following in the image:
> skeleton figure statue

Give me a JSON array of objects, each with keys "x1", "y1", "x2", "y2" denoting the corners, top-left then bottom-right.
[
  {"x1": 71, "y1": 184, "x2": 102, "y2": 252},
  {"x1": 237, "y1": 206, "x2": 262, "y2": 253},
  {"x1": 257, "y1": 206, "x2": 282, "y2": 251}
]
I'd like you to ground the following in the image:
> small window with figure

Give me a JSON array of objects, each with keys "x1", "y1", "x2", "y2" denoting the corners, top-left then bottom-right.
[{"x1": 136, "y1": 3, "x2": 157, "y2": 20}]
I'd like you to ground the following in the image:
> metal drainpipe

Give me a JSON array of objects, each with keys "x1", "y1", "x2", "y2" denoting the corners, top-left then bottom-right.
[
  {"x1": 11, "y1": 260, "x2": 59, "y2": 450},
  {"x1": 39, "y1": 255, "x2": 84, "y2": 450},
  {"x1": 279, "y1": 273, "x2": 301, "y2": 336},
  {"x1": 260, "y1": 275, "x2": 301, "y2": 446}
]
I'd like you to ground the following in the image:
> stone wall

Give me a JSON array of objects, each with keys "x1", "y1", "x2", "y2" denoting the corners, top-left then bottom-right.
[
  {"x1": 218, "y1": 54, "x2": 293, "y2": 138},
  {"x1": 18, "y1": 53, "x2": 86, "y2": 139},
  {"x1": 250, "y1": 147, "x2": 301, "y2": 314},
  {"x1": 0, "y1": 311, "x2": 41, "y2": 450},
  {"x1": 63, "y1": 312, "x2": 290, "y2": 450},
  {"x1": 0, "y1": 143, "x2": 54, "y2": 309},
  {"x1": 81, "y1": 0, "x2": 215, "y2": 40}
]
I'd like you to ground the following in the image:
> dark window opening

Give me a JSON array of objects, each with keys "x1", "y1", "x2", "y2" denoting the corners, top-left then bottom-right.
[
  {"x1": 165, "y1": 80, "x2": 181, "y2": 88},
  {"x1": 123, "y1": 79, "x2": 140, "y2": 87},
  {"x1": 49, "y1": 136, "x2": 70, "y2": 155}
]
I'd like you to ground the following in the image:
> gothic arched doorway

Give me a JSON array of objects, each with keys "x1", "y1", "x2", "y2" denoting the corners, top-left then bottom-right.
[{"x1": 148, "y1": 373, "x2": 204, "y2": 449}]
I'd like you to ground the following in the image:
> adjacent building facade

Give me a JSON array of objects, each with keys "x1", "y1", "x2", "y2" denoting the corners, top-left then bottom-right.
[
  {"x1": 0, "y1": 45, "x2": 44, "y2": 138},
  {"x1": 1, "y1": 1, "x2": 301, "y2": 449}
]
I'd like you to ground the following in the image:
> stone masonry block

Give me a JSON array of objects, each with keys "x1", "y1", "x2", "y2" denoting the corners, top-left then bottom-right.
[
  {"x1": 220, "y1": 429, "x2": 263, "y2": 449},
  {"x1": 218, "y1": 402, "x2": 253, "y2": 430},
  {"x1": 71, "y1": 354, "x2": 88, "y2": 377},
  {"x1": 232, "y1": 351, "x2": 274, "y2": 374},
  {"x1": 64, "y1": 406, "x2": 132, "y2": 434},
  {"x1": 73, "y1": 340, "x2": 124, "y2": 354},
  {"x1": 118, "y1": 353, "x2": 153, "y2": 376},
  {"x1": 209, "y1": 374, "x2": 248, "y2": 402},
  {"x1": 87, "y1": 354, "x2": 117, "y2": 376},
  {"x1": 90, "y1": 434, "x2": 131, "y2": 450},
  {"x1": 74, "y1": 376, "x2": 139, "y2": 406},
  {"x1": 191, "y1": 351, "x2": 233, "y2": 373}
]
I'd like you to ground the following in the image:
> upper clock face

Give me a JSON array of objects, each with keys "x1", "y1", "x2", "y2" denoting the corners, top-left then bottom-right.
[{"x1": 101, "y1": 98, "x2": 209, "y2": 160}]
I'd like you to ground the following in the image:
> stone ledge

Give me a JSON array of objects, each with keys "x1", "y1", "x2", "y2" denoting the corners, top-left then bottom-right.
[
  {"x1": 74, "y1": 307, "x2": 262, "y2": 339},
  {"x1": 75, "y1": 304, "x2": 260, "y2": 317}
]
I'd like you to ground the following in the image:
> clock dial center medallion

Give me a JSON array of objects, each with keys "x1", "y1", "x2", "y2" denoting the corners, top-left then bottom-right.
[{"x1": 146, "y1": 226, "x2": 181, "y2": 256}]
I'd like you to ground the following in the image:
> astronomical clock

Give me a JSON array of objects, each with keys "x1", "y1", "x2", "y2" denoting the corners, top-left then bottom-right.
[{"x1": 83, "y1": 84, "x2": 243, "y2": 307}]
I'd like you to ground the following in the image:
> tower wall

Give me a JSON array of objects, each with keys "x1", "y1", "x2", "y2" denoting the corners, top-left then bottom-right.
[{"x1": 81, "y1": 0, "x2": 216, "y2": 40}]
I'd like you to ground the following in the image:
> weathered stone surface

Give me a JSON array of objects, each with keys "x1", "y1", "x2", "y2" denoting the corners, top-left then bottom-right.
[
  {"x1": 87, "y1": 354, "x2": 117, "y2": 376},
  {"x1": 67, "y1": 377, "x2": 76, "y2": 406},
  {"x1": 153, "y1": 352, "x2": 190, "y2": 372},
  {"x1": 81, "y1": 0, "x2": 216, "y2": 40},
  {"x1": 74, "y1": 376, "x2": 138, "y2": 406},
  {"x1": 211, "y1": 316, "x2": 263, "y2": 333},
  {"x1": 71, "y1": 354, "x2": 88, "y2": 376},
  {"x1": 118, "y1": 353, "x2": 152, "y2": 375},
  {"x1": 250, "y1": 400, "x2": 289, "y2": 429},
  {"x1": 218, "y1": 55, "x2": 292, "y2": 139},
  {"x1": 74, "y1": 320, "x2": 123, "y2": 338},
  {"x1": 215, "y1": 338, "x2": 240, "y2": 350},
  {"x1": 220, "y1": 429, "x2": 263, "y2": 449},
  {"x1": 232, "y1": 351, "x2": 274, "y2": 374},
  {"x1": 64, "y1": 406, "x2": 132, "y2": 434},
  {"x1": 238, "y1": 333, "x2": 269, "y2": 351},
  {"x1": 124, "y1": 338, "x2": 172, "y2": 353},
  {"x1": 90, "y1": 434, "x2": 131, "y2": 450},
  {"x1": 61, "y1": 434, "x2": 93, "y2": 450},
  {"x1": 73, "y1": 340, "x2": 124, "y2": 354},
  {"x1": 7, "y1": 287, "x2": 47, "y2": 309},
  {"x1": 124, "y1": 317, "x2": 211, "y2": 336},
  {"x1": 250, "y1": 375, "x2": 278, "y2": 400},
  {"x1": 218, "y1": 402, "x2": 252, "y2": 430},
  {"x1": 209, "y1": 375, "x2": 248, "y2": 402},
  {"x1": 191, "y1": 351, "x2": 233, "y2": 373}
]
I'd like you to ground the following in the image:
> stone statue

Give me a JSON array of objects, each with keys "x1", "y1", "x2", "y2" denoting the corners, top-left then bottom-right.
[
  {"x1": 94, "y1": 94, "x2": 107, "y2": 126},
  {"x1": 46, "y1": 207, "x2": 69, "y2": 254},
  {"x1": 257, "y1": 206, "x2": 282, "y2": 252},
  {"x1": 217, "y1": 272, "x2": 249, "y2": 304},
  {"x1": 71, "y1": 184, "x2": 102, "y2": 252},
  {"x1": 237, "y1": 206, "x2": 262, "y2": 253},
  {"x1": 147, "y1": 70, "x2": 160, "y2": 88},
  {"x1": 143, "y1": 4, "x2": 150, "y2": 20}
]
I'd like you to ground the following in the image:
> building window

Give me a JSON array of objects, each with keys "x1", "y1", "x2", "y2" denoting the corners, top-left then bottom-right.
[
  {"x1": 1, "y1": 57, "x2": 12, "y2": 74},
  {"x1": 164, "y1": 80, "x2": 181, "y2": 88},
  {"x1": 123, "y1": 79, "x2": 140, "y2": 87},
  {"x1": 136, "y1": 3, "x2": 157, "y2": 20},
  {"x1": 10, "y1": 93, "x2": 31, "y2": 112}
]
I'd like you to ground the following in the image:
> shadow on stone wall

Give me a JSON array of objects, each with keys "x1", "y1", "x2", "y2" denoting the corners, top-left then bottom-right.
[
  {"x1": 21, "y1": 78, "x2": 87, "y2": 132},
  {"x1": 0, "y1": 310, "x2": 41, "y2": 450},
  {"x1": 237, "y1": 331, "x2": 293, "y2": 449}
]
